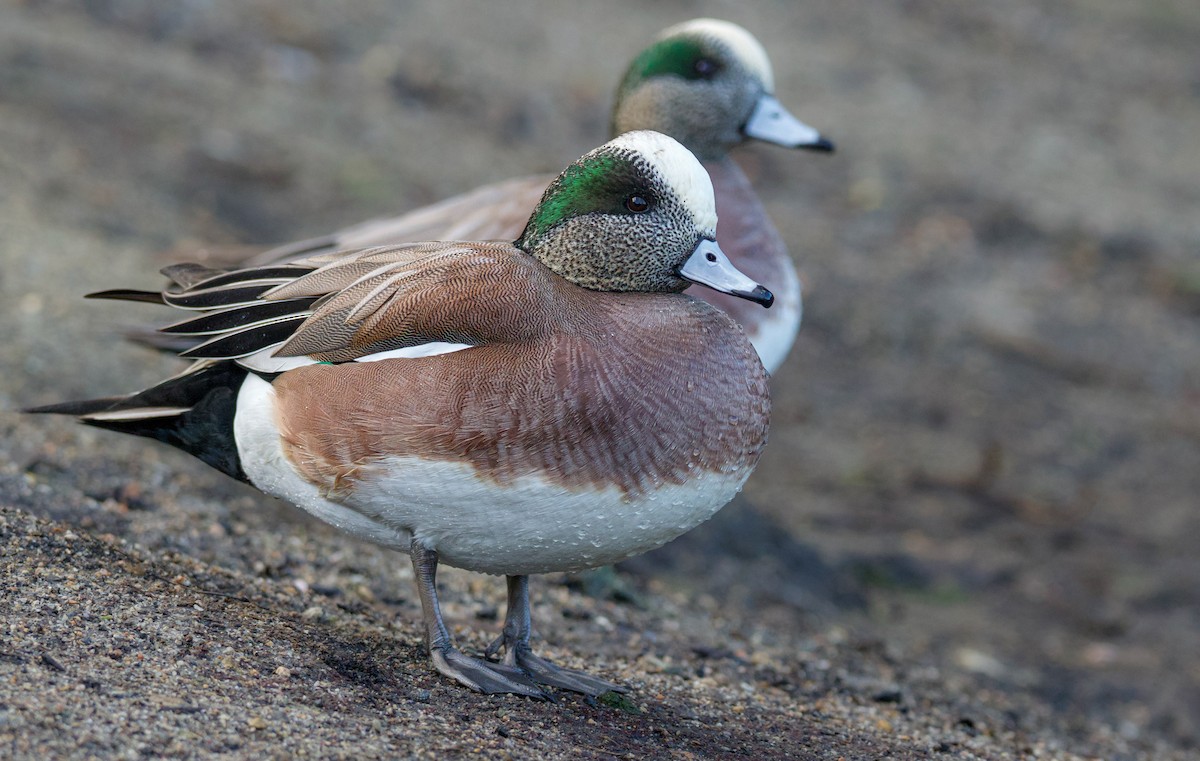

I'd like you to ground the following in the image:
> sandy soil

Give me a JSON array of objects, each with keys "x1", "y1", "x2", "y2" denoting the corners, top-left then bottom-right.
[{"x1": 2, "y1": 1, "x2": 1198, "y2": 758}]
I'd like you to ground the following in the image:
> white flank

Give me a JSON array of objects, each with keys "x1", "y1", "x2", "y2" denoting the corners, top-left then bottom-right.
[
  {"x1": 662, "y1": 18, "x2": 775, "y2": 92},
  {"x1": 234, "y1": 375, "x2": 750, "y2": 576},
  {"x1": 234, "y1": 374, "x2": 411, "y2": 549},
  {"x1": 611, "y1": 130, "x2": 717, "y2": 235},
  {"x1": 751, "y1": 261, "x2": 803, "y2": 374}
]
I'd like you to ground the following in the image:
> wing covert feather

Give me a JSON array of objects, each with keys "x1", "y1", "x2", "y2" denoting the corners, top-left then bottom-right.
[{"x1": 264, "y1": 243, "x2": 556, "y2": 361}]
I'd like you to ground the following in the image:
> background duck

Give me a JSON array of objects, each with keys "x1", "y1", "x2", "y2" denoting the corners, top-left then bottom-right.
[
  {"x1": 29, "y1": 131, "x2": 774, "y2": 697},
  {"x1": 228, "y1": 18, "x2": 832, "y2": 374}
]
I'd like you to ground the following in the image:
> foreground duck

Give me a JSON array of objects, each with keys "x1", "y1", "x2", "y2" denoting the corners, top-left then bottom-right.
[
  {"x1": 236, "y1": 18, "x2": 830, "y2": 374},
  {"x1": 31, "y1": 132, "x2": 772, "y2": 697}
]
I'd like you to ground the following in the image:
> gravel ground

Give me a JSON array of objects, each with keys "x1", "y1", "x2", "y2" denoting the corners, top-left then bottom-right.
[{"x1": 2, "y1": 1, "x2": 1198, "y2": 759}]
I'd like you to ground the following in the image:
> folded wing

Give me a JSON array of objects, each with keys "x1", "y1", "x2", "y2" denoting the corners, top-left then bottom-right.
[{"x1": 146, "y1": 242, "x2": 552, "y2": 371}]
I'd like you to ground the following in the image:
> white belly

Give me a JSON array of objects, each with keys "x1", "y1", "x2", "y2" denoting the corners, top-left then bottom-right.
[{"x1": 233, "y1": 374, "x2": 749, "y2": 575}]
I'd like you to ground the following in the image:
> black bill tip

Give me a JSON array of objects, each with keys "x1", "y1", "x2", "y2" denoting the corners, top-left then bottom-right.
[
  {"x1": 802, "y1": 136, "x2": 836, "y2": 153},
  {"x1": 743, "y1": 285, "x2": 774, "y2": 308}
]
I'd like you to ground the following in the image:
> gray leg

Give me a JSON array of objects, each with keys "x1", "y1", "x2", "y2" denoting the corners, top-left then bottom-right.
[
  {"x1": 409, "y1": 540, "x2": 545, "y2": 697},
  {"x1": 485, "y1": 574, "x2": 626, "y2": 696}
]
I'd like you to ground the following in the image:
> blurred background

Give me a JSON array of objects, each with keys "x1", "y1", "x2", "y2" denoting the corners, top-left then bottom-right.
[{"x1": 1, "y1": 0, "x2": 1197, "y2": 756}]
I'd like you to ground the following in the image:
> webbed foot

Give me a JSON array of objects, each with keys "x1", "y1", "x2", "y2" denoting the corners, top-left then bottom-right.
[
  {"x1": 410, "y1": 540, "x2": 548, "y2": 698},
  {"x1": 487, "y1": 574, "x2": 626, "y2": 696},
  {"x1": 431, "y1": 646, "x2": 547, "y2": 698}
]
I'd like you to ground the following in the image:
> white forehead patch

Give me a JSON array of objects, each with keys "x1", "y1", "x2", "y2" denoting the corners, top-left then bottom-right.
[
  {"x1": 659, "y1": 18, "x2": 775, "y2": 92},
  {"x1": 609, "y1": 130, "x2": 717, "y2": 235}
]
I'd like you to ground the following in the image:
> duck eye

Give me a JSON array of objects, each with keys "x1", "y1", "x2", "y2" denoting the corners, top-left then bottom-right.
[
  {"x1": 625, "y1": 194, "x2": 651, "y2": 213},
  {"x1": 693, "y1": 57, "x2": 718, "y2": 78}
]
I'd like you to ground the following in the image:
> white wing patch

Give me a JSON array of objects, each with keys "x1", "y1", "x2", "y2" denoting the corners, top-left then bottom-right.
[
  {"x1": 352, "y1": 342, "x2": 474, "y2": 362},
  {"x1": 237, "y1": 341, "x2": 474, "y2": 373}
]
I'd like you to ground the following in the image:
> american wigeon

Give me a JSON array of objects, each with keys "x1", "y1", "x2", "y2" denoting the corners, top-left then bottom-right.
[
  {"x1": 31, "y1": 131, "x2": 773, "y2": 698},
  {"x1": 236, "y1": 18, "x2": 830, "y2": 374}
]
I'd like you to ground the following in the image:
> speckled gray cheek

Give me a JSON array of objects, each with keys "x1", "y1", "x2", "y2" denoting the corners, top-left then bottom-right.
[
  {"x1": 534, "y1": 203, "x2": 696, "y2": 294},
  {"x1": 612, "y1": 65, "x2": 762, "y2": 161}
]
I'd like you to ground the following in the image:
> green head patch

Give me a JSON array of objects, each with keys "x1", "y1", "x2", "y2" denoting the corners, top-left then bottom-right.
[
  {"x1": 517, "y1": 151, "x2": 650, "y2": 249},
  {"x1": 617, "y1": 37, "x2": 716, "y2": 97}
]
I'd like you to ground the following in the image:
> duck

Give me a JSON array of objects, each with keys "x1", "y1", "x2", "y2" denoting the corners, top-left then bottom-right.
[
  {"x1": 231, "y1": 18, "x2": 831, "y2": 375},
  {"x1": 29, "y1": 131, "x2": 773, "y2": 698}
]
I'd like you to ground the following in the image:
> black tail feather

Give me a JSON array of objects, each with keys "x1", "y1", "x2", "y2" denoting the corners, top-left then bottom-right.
[
  {"x1": 27, "y1": 363, "x2": 252, "y2": 482},
  {"x1": 161, "y1": 297, "x2": 319, "y2": 335},
  {"x1": 122, "y1": 328, "x2": 205, "y2": 355},
  {"x1": 25, "y1": 396, "x2": 130, "y2": 416},
  {"x1": 87, "y1": 289, "x2": 166, "y2": 304},
  {"x1": 163, "y1": 283, "x2": 282, "y2": 310},
  {"x1": 180, "y1": 316, "x2": 309, "y2": 360},
  {"x1": 83, "y1": 385, "x2": 247, "y2": 480}
]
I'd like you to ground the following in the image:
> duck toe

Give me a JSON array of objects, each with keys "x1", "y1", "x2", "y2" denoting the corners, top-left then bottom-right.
[
  {"x1": 431, "y1": 647, "x2": 548, "y2": 698},
  {"x1": 508, "y1": 646, "x2": 626, "y2": 697}
]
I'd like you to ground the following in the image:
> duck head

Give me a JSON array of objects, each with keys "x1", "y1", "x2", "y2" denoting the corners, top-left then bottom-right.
[
  {"x1": 612, "y1": 18, "x2": 833, "y2": 160},
  {"x1": 516, "y1": 130, "x2": 773, "y2": 307}
]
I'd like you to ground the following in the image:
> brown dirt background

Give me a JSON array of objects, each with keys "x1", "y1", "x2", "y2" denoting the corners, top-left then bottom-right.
[{"x1": 2, "y1": 1, "x2": 1198, "y2": 759}]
